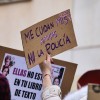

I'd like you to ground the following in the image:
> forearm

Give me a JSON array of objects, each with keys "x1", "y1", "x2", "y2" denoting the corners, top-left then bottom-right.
[
  {"x1": 40, "y1": 54, "x2": 62, "y2": 100},
  {"x1": 42, "y1": 74, "x2": 52, "y2": 89},
  {"x1": 42, "y1": 70, "x2": 62, "y2": 100}
]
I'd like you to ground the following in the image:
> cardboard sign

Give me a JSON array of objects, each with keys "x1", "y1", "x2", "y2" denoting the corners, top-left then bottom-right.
[
  {"x1": 0, "y1": 46, "x2": 77, "y2": 99},
  {"x1": 21, "y1": 9, "x2": 77, "y2": 68},
  {"x1": 88, "y1": 84, "x2": 100, "y2": 100}
]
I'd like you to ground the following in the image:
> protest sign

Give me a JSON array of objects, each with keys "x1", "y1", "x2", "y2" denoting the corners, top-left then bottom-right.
[
  {"x1": 88, "y1": 84, "x2": 100, "y2": 100},
  {"x1": 21, "y1": 9, "x2": 77, "y2": 68},
  {"x1": 0, "y1": 46, "x2": 77, "y2": 99}
]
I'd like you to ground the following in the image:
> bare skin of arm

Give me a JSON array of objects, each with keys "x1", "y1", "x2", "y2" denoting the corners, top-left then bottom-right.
[
  {"x1": 40, "y1": 54, "x2": 52, "y2": 89},
  {"x1": 40, "y1": 54, "x2": 62, "y2": 100}
]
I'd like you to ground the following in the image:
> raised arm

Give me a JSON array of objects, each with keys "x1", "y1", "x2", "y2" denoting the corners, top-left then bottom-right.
[
  {"x1": 40, "y1": 54, "x2": 52, "y2": 89},
  {"x1": 40, "y1": 54, "x2": 62, "y2": 100}
]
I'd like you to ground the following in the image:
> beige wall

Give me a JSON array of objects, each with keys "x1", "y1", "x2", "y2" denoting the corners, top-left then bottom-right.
[
  {"x1": 72, "y1": 0, "x2": 100, "y2": 91},
  {"x1": 0, "y1": 0, "x2": 72, "y2": 50},
  {"x1": 54, "y1": 0, "x2": 100, "y2": 91}
]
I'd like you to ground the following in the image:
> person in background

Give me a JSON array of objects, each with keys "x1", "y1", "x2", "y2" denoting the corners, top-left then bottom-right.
[
  {"x1": 0, "y1": 73, "x2": 11, "y2": 100},
  {"x1": 40, "y1": 54, "x2": 62, "y2": 100}
]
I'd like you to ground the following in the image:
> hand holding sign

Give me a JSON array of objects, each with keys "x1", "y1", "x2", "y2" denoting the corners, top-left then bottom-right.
[
  {"x1": 40, "y1": 54, "x2": 52, "y2": 89},
  {"x1": 21, "y1": 9, "x2": 77, "y2": 68},
  {"x1": 40, "y1": 54, "x2": 52, "y2": 76}
]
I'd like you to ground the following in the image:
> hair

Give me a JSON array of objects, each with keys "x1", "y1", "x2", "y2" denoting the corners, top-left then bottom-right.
[
  {"x1": 53, "y1": 77, "x2": 61, "y2": 85},
  {"x1": 2, "y1": 66, "x2": 9, "y2": 75},
  {"x1": 4, "y1": 55, "x2": 15, "y2": 66},
  {"x1": 0, "y1": 73, "x2": 11, "y2": 100},
  {"x1": 58, "y1": 68, "x2": 64, "y2": 79},
  {"x1": 5, "y1": 55, "x2": 11, "y2": 63}
]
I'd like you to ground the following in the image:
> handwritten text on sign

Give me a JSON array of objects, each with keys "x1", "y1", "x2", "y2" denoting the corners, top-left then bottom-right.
[{"x1": 21, "y1": 9, "x2": 77, "y2": 68}]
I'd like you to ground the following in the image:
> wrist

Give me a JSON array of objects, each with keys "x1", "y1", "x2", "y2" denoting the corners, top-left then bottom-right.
[
  {"x1": 43, "y1": 73, "x2": 51, "y2": 77},
  {"x1": 43, "y1": 74, "x2": 51, "y2": 80},
  {"x1": 42, "y1": 73, "x2": 52, "y2": 84},
  {"x1": 42, "y1": 70, "x2": 51, "y2": 76},
  {"x1": 42, "y1": 73, "x2": 52, "y2": 89}
]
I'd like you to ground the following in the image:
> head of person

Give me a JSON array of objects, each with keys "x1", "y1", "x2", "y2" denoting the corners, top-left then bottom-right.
[
  {"x1": 5, "y1": 55, "x2": 11, "y2": 67},
  {"x1": 53, "y1": 77, "x2": 60, "y2": 85},
  {"x1": 2, "y1": 67, "x2": 9, "y2": 76}
]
